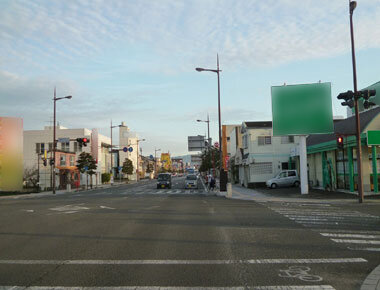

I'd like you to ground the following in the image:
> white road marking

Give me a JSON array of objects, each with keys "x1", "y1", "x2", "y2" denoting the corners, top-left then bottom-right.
[
  {"x1": 0, "y1": 258, "x2": 366, "y2": 265},
  {"x1": 347, "y1": 247, "x2": 380, "y2": 252},
  {"x1": 331, "y1": 239, "x2": 380, "y2": 245},
  {"x1": 50, "y1": 205, "x2": 89, "y2": 212},
  {"x1": 321, "y1": 233, "x2": 380, "y2": 239},
  {"x1": 0, "y1": 286, "x2": 336, "y2": 290},
  {"x1": 21, "y1": 210, "x2": 34, "y2": 213},
  {"x1": 175, "y1": 190, "x2": 181, "y2": 194},
  {"x1": 100, "y1": 206, "x2": 115, "y2": 210}
]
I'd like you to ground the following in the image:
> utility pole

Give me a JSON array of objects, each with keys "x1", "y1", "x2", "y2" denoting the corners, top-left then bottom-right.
[{"x1": 349, "y1": 0, "x2": 364, "y2": 203}]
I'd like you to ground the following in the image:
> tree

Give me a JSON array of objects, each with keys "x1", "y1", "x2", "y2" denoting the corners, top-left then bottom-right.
[
  {"x1": 122, "y1": 158, "x2": 134, "y2": 180},
  {"x1": 101, "y1": 173, "x2": 111, "y2": 184},
  {"x1": 200, "y1": 146, "x2": 220, "y2": 173},
  {"x1": 23, "y1": 167, "x2": 39, "y2": 190},
  {"x1": 76, "y1": 152, "x2": 97, "y2": 189},
  {"x1": 146, "y1": 163, "x2": 153, "y2": 173}
]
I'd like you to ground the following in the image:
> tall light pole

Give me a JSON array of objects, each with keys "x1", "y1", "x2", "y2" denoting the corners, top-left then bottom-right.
[
  {"x1": 52, "y1": 87, "x2": 72, "y2": 194},
  {"x1": 197, "y1": 113, "x2": 211, "y2": 147},
  {"x1": 155, "y1": 148, "x2": 161, "y2": 177},
  {"x1": 349, "y1": 1, "x2": 364, "y2": 203},
  {"x1": 196, "y1": 54, "x2": 223, "y2": 182}
]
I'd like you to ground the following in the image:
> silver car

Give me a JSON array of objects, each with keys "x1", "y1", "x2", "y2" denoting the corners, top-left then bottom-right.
[
  {"x1": 185, "y1": 174, "x2": 198, "y2": 189},
  {"x1": 266, "y1": 170, "x2": 300, "y2": 189}
]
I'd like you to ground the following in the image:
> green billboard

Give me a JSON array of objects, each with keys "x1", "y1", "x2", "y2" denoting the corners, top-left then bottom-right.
[{"x1": 271, "y1": 82, "x2": 333, "y2": 136}]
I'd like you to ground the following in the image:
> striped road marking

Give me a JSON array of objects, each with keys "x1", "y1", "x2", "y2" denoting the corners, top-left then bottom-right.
[
  {"x1": 0, "y1": 258, "x2": 366, "y2": 265},
  {"x1": 320, "y1": 233, "x2": 380, "y2": 239},
  {"x1": 0, "y1": 286, "x2": 336, "y2": 290},
  {"x1": 331, "y1": 239, "x2": 380, "y2": 245}
]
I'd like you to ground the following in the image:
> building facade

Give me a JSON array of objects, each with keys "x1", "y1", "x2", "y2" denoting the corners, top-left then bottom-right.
[
  {"x1": 307, "y1": 107, "x2": 380, "y2": 194},
  {"x1": 237, "y1": 121, "x2": 299, "y2": 187},
  {"x1": 23, "y1": 125, "x2": 111, "y2": 190},
  {"x1": 119, "y1": 124, "x2": 139, "y2": 181}
]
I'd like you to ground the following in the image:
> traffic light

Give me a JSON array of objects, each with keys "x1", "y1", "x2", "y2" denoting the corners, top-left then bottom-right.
[
  {"x1": 337, "y1": 90, "x2": 354, "y2": 108},
  {"x1": 76, "y1": 137, "x2": 90, "y2": 147},
  {"x1": 337, "y1": 135, "x2": 344, "y2": 149},
  {"x1": 43, "y1": 159, "x2": 47, "y2": 166},
  {"x1": 360, "y1": 89, "x2": 376, "y2": 109}
]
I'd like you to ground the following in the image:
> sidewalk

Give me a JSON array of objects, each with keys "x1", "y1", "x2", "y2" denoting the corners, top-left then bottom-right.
[
  {"x1": 220, "y1": 184, "x2": 380, "y2": 204},
  {"x1": 0, "y1": 182, "x2": 127, "y2": 200}
]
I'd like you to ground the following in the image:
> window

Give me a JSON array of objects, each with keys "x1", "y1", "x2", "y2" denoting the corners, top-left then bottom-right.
[
  {"x1": 36, "y1": 143, "x2": 40, "y2": 154},
  {"x1": 279, "y1": 172, "x2": 287, "y2": 178},
  {"x1": 227, "y1": 137, "x2": 230, "y2": 141},
  {"x1": 40, "y1": 143, "x2": 45, "y2": 154},
  {"x1": 61, "y1": 142, "x2": 70, "y2": 152},
  {"x1": 250, "y1": 162, "x2": 272, "y2": 174},
  {"x1": 60, "y1": 155, "x2": 66, "y2": 166},
  {"x1": 288, "y1": 171, "x2": 296, "y2": 177},
  {"x1": 281, "y1": 136, "x2": 294, "y2": 144},
  {"x1": 258, "y1": 136, "x2": 271, "y2": 146},
  {"x1": 48, "y1": 142, "x2": 53, "y2": 152},
  {"x1": 74, "y1": 141, "x2": 82, "y2": 152},
  {"x1": 70, "y1": 156, "x2": 75, "y2": 166}
]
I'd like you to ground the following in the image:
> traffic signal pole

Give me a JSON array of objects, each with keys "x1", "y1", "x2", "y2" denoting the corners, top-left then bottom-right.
[{"x1": 349, "y1": 1, "x2": 364, "y2": 203}]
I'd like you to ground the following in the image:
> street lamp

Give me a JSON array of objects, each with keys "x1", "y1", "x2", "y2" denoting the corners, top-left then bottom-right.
[
  {"x1": 195, "y1": 54, "x2": 224, "y2": 187},
  {"x1": 348, "y1": 1, "x2": 365, "y2": 203},
  {"x1": 154, "y1": 148, "x2": 161, "y2": 177},
  {"x1": 52, "y1": 87, "x2": 72, "y2": 194},
  {"x1": 197, "y1": 114, "x2": 211, "y2": 147},
  {"x1": 110, "y1": 121, "x2": 126, "y2": 184}
]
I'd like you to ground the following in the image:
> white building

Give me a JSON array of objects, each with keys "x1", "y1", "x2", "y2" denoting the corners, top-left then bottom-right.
[
  {"x1": 23, "y1": 125, "x2": 111, "y2": 190},
  {"x1": 119, "y1": 123, "x2": 141, "y2": 181},
  {"x1": 237, "y1": 121, "x2": 300, "y2": 187}
]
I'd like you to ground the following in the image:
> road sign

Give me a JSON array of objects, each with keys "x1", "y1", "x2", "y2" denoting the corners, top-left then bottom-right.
[
  {"x1": 150, "y1": 155, "x2": 154, "y2": 159},
  {"x1": 214, "y1": 142, "x2": 219, "y2": 148},
  {"x1": 122, "y1": 147, "x2": 128, "y2": 152},
  {"x1": 58, "y1": 138, "x2": 70, "y2": 143},
  {"x1": 188, "y1": 135, "x2": 205, "y2": 151},
  {"x1": 118, "y1": 166, "x2": 122, "y2": 171},
  {"x1": 271, "y1": 82, "x2": 333, "y2": 136},
  {"x1": 367, "y1": 131, "x2": 380, "y2": 146},
  {"x1": 84, "y1": 166, "x2": 88, "y2": 171},
  {"x1": 128, "y1": 147, "x2": 133, "y2": 152}
]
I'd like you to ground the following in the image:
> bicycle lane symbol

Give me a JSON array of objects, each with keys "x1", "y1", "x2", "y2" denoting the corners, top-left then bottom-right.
[{"x1": 279, "y1": 266, "x2": 323, "y2": 282}]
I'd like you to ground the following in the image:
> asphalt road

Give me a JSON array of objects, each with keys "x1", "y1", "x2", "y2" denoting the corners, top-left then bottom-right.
[{"x1": 0, "y1": 177, "x2": 379, "y2": 289}]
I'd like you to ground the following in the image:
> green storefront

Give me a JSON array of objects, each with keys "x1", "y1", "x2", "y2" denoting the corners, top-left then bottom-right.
[{"x1": 307, "y1": 107, "x2": 380, "y2": 193}]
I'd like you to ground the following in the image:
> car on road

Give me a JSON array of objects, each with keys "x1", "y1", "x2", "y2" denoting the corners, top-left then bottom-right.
[
  {"x1": 185, "y1": 174, "x2": 198, "y2": 189},
  {"x1": 157, "y1": 173, "x2": 172, "y2": 189},
  {"x1": 266, "y1": 170, "x2": 300, "y2": 189}
]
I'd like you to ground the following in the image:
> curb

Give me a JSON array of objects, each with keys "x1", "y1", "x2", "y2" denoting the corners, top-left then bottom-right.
[{"x1": 361, "y1": 264, "x2": 380, "y2": 290}]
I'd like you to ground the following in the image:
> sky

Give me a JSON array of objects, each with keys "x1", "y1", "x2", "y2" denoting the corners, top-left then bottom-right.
[{"x1": 1, "y1": 0, "x2": 380, "y2": 156}]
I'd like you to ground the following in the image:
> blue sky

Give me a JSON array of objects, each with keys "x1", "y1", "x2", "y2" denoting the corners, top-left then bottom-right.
[{"x1": 1, "y1": 0, "x2": 379, "y2": 156}]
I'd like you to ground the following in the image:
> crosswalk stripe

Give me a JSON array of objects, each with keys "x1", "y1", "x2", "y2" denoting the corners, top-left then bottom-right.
[
  {"x1": 331, "y1": 239, "x2": 380, "y2": 245},
  {"x1": 321, "y1": 233, "x2": 380, "y2": 239}
]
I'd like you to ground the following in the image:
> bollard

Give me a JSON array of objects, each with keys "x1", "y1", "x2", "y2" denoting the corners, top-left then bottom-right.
[{"x1": 227, "y1": 183, "x2": 232, "y2": 198}]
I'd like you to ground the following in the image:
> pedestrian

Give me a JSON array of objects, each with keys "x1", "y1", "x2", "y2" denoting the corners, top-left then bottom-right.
[
  {"x1": 209, "y1": 176, "x2": 216, "y2": 191},
  {"x1": 205, "y1": 174, "x2": 209, "y2": 186}
]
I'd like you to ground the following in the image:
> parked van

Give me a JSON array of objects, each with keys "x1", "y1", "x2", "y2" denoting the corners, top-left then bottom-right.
[{"x1": 266, "y1": 170, "x2": 300, "y2": 189}]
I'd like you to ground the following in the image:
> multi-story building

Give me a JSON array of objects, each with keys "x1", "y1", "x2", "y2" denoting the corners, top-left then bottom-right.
[
  {"x1": 237, "y1": 121, "x2": 300, "y2": 187},
  {"x1": 119, "y1": 124, "x2": 140, "y2": 180},
  {"x1": 222, "y1": 124, "x2": 242, "y2": 170},
  {"x1": 23, "y1": 125, "x2": 111, "y2": 190}
]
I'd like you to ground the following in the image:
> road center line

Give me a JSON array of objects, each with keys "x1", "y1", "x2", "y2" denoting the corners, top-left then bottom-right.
[{"x1": 0, "y1": 258, "x2": 366, "y2": 265}]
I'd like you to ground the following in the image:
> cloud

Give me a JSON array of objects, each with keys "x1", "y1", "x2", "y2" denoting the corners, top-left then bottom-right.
[{"x1": 1, "y1": 0, "x2": 379, "y2": 73}]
